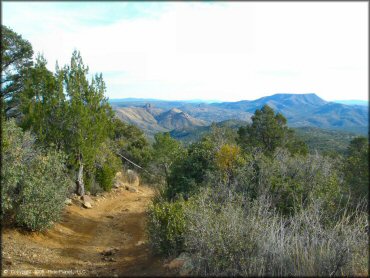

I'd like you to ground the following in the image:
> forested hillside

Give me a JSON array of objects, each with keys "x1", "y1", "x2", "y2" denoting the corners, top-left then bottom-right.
[
  {"x1": 169, "y1": 119, "x2": 363, "y2": 156},
  {"x1": 2, "y1": 25, "x2": 368, "y2": 277}
]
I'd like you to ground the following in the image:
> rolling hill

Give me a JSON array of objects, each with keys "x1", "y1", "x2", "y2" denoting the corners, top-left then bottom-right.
[
  {"x1": 111, "y1": 93, "x2": 368, "y2": 137},
  {"x1": 115, "y1": 107, "x2": 168, "y2": 137},
  {"x1": 170, "y1": 120, "x2": 361, "y2": 155},
  {"x1": 156, "y1": 108, "x2": 207, "y2": 130},
  {"x1": 211, "y1": 93, "x2": 368, "y2": 134},
  {"x1": 114, "y1": 105, "x2": 208, "y2": 138},
  {"x1": 212, "y1": 94, "x2": 369, "y2": 134}
]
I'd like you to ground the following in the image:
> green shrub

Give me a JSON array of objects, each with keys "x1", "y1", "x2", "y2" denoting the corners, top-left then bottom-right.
[
  {"x1": 2, "y1": 119, "x2": 33, "y2": 215},
  {"x1": 226, "y1": 148, "x2": 342, "y2": 215},
  {"x1": 95, "y1": 140, "x2": 122, "y2": 191},
  {"x1": 147, "y1": 198, "x2": 188, "y2": 256},
  {"x1": 343, "y1": 136, "x2": 369, "y2": 206},
  {"x1": 2, "y1": 120, "x2": 73, "y2": 231},
  {"x1": 96, "y1": 163, "x2": 116, "y2": 191},
  {"x1": 167, "y1": 136, "x2": 217, "y2": 199},
  {"x1": 15, "y1": 151, "x2": 72, "y2": 231},
  {"x1": 112, "y1": 118, "x2": 153, "y2": 168}
]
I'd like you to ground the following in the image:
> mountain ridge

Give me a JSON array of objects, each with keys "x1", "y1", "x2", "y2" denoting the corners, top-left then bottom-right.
[{"x1": 111, "y1": 93, "x2": 368, "y2": 136}]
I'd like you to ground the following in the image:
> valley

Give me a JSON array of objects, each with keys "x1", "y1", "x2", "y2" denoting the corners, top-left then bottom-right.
[{"x1": 110, "y1": 93, "x2": 368, "y2": 143}]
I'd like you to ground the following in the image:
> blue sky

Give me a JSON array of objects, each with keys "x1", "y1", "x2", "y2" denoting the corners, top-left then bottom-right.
[{"x1": 3, "y1": 2, "x2": 368, "y2": 101}]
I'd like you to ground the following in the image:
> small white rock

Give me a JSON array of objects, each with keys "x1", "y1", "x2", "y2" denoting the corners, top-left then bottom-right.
[{"x1": 83, "y1": 202, "x2": 92, "y2": 209}]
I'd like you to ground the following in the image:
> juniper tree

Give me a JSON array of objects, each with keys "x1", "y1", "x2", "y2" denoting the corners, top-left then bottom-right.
[
  {"x1": 1, "y1": 26, "x2": 34, "y2": 117},
  {"x1": 238, "y1": 105, "x2": 307, "y2": 155},
  {"x1": 152, "y1": 132, "x2": 184, "y2": 186},
  {"x1": 344, "y1": 136, "x2": 369, "y2": 203},
  {"x1": 63, "y1": 50, "x2": 114, "y2": 195},
  {"x1": 19, "y1": 55, "x2": 66, "y2": 148}
]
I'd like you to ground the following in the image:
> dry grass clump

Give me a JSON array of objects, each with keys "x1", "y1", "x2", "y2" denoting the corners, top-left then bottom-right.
[{"x1": 184, "y1": 189, "x2": 367, "y2": 276}]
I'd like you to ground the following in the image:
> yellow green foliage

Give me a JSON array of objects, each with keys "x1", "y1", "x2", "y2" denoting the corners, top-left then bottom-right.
[
  {"x1": 215, "y1": 144, "x2": 243, "y2": 172},
  {"x1": 215, "y1": 144, "x2": 245, "y2": 182}
]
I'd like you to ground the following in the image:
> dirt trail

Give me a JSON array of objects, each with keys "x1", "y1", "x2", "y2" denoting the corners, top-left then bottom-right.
[{"x1": 2, "y1": 185, "x2": 175, "y2": 277}]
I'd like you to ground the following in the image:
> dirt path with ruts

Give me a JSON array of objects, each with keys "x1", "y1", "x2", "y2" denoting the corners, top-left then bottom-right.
[{"x1": 2, "y1": 185, "x2": 175, "y2": 277}]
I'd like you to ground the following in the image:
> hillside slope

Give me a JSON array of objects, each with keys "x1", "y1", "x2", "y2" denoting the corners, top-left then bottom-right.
[
  {"x1": 156, "y1": 108, "x2": 207, "y2": 130},
  {"x1": 171, "y1": 120, "x2": 363, "y2": 155},
  {"x1": 212, "y1": 93, "x2": 368, "y2": 134},
  {"x1": 115, "y1": 107, "x2": 169, "y2": 136},
  {"x1": 113, "y1": 106, "x2": 208, "y2": 137},
  {"x1": 111, "y1": 94, "x2": 368, "y2": 135}
]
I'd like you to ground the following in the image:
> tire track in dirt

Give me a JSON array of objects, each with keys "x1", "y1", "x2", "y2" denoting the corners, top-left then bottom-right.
[{"x1": 2, "y1": 185, "x2": 175, "y2": 277}]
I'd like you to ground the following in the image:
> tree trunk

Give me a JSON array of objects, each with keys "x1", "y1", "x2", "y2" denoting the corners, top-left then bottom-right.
[{"x1": 76, "y1": 156, "x2": 85, "y2": 196}]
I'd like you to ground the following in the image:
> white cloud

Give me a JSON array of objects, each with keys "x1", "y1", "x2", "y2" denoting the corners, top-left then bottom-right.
[{"x1": 3, "y1": 2, "x2": 368, "y2": 101}]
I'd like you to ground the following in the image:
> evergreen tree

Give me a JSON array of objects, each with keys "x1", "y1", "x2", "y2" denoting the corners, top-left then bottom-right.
[
  {"x1": 1, "y1": 25, "x2": 33, "y2": 117},
  {"x1": 344, "y1": 136, "x2": 369, "y2": 202},
  {"x1": 63, "y1": 50, "x2": 114, "y2": 195},
  {"x1": 152, "y1": 132, "x2": 184, "y2": 186},
  {"x1": 112, "y1": 118, "x2": 152, "y2": 167},
  {"x1": 238, "y1": 105, "x2": 307, "y2": 155},
  {"x1": 19, "y1": 55, "x2": 66, "y2": 148}
]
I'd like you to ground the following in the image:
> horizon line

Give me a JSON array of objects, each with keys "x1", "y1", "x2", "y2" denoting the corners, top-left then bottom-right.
[{"x1": 107, "y1": 93, "x2": 368, "y2": 103}]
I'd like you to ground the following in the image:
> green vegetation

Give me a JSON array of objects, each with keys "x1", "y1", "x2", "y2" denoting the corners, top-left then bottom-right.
[
  {"x1": 112, "y1": 118, "x2": 152, "y2": 168},
  {"x1": 343, "y1": 136, "x2": 369, "y2": 204},
  {"x1": 15, "y1": 49, "x2": 116, "y2": 196},
  {"x1": 294, "y1": 126, "x2": 361, "y2": 156},
  {"x1": 171, "y1": 121, "x2": 363, "y2": 158},
  {"x1": 2, "y1": 120, "x2": 73, "y2": 231},
  {"x1": 147, "y1": 198, "x2": 188, "y2": 256},
  {"x1": 170, "y1": 119, "x2": 246, "y2": 145},
  {"x1": 94, "y1": 140, "x2": 122, "y2": 192},
  {"x1": 1, "y1": 25, "x2": 33, "y2": 116},
  {"x1": 237, "y1": 105, "x2": 308, "y2": 156},
  {"x1": 151, "y1": 132, "x2": 185, "y2": 185},
  {"x1": 147, "y1": 105, "x2": 368, "y2": 276},
  {"x1": 2, "y1": 25, "x2": 368, "y2": 275},
  {"x1": 1, "y1": 26, "x2": 150, "y2": 230}
]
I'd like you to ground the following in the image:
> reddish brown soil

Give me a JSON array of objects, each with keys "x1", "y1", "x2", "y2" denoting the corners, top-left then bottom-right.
[{"x1": 2, "y1": 185, "x2": 176, "y2": 277}]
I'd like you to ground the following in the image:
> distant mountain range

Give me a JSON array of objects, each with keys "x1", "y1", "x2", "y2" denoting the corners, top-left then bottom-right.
[
  {"x1": 110, "y1": 93, "x2": 368, "y2": 137},
  {"x1": 333, "y1": 100, "x2": 368, "y2": 106}
]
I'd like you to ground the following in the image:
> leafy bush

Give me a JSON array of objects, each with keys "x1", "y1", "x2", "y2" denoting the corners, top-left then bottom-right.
[
  {"x1": 112, "y1": 118, "x2": 153, "y2": 168},
  {"x1": 167, "y1": 136, "x2": 217, "y2": 199},
  {"x1": 95, "y1": 164, "x2": 117, "y2": 191},
  {"x1": 2, "y1": 120, "x2": 73, "y2": 231},
  {"x1": 15, "y1": 151, "x2": 72, "y2": 231},
  {"x1": 147, "y1": 197, "x2": 188, "y2": 256},
  {"x1": 95, "y1": 140, "x2": 122, "y2": 191},
  {"x1": 2, "y1": 119, "x2": 34, "y2": 214}
]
